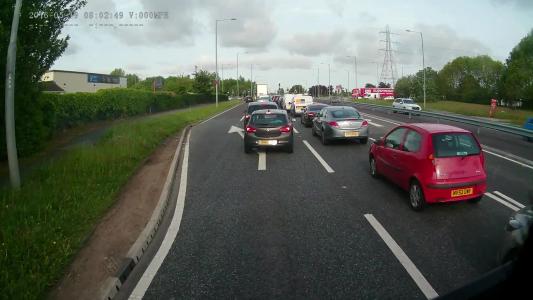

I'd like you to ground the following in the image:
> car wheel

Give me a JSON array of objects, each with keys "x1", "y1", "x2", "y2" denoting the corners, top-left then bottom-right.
[
  {"x1": 286, "y1": 141, "x2": 294, "y2": 153},
  {"x1": 321, "y1": 129, "x2": 329, "y2": 145},
  {"x1": 244, "y1": 143, "x2": 252, "y2": 154},
  {"x1": 360, "y1": 137, "x2": 368, "y2": 144},
  {"x1": 312, "y1": 125, "x2": 318, "y2": 136},
  {"x1": 409, "y1": 180, "x2": 426, "y2": 211},
  {"x1": 468, "y1": 196, "x2": 483, "y2": 203},
  {"x1": 369, "y1": 157, "x2": 379, "y2": 178}
]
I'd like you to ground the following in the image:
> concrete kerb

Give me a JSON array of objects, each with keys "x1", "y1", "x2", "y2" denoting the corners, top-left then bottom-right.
[{"x1": 99, "y1": 126, "x2": 190, "y2": 300}]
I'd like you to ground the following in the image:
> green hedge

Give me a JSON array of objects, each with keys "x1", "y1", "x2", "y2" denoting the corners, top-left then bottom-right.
[{"x1": 1, "y1": 89, "x2": 226, "y2": 159}]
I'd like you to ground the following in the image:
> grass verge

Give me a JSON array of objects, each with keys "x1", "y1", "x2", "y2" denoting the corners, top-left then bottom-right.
[
  {"x1": 0, "y1": 100, "x2": 240, "y2": 299},
  {"x1": 351, "y1": 98, "x2": 533, "y2": 126}
]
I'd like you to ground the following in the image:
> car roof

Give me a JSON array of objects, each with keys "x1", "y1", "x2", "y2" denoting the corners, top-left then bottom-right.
[
  {"x1": 248, "y1": 102, "x2": 277, "y2": 106},
  {"x1": 407, "y1": 123, "x2": 471, "y2": 134},
  {"x1": 326, "y1": 105, "x2": 357, "y2": 110},
  {"x1": 251, "y1": 109, "x2": 287, "y2": 115}
]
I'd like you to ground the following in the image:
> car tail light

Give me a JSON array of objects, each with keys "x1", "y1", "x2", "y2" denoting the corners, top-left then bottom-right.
[
  {"x1": 245, "y1": 125, "x2": 256, "y2": 133},
  {"x1": 280, "y1": 125, "x2": 292, "y2": 133},
  {"x1": 308, "y1": 112, "x2": 315, "y2": 116},
  {"x1": 328, "y1": 121, "x2": 339, "y2": 127},
  {"x1": 428, "y1": 153, "x2": 436, "y2": 166},
  {"x1": 362, "y1": 120, "x2": 369, "y2": 126}
]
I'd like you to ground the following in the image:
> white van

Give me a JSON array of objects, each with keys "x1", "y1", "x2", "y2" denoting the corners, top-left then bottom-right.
[
  {"x1": 290, "y1": 95, "x2": 314, "y2": 116},
  {"x1": 282, "y1": 94, "x2": 295, "y2": 111}
]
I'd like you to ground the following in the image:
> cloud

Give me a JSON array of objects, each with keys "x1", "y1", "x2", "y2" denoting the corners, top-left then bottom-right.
[
  {"x1": 205, "y1": 0, "x2": 277, "y2": 49},
  {"x1": 395, "y1": 24, "x2": 491, "y2": 69},
  {"x1": 282, "y1": 30, "x2": 346, "y2": 56},
  {"x1": 491, "y1": 0, "x2": 533, "y2": 9}
]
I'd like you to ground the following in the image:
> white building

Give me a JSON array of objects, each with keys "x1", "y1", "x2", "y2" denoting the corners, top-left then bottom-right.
[{"x1": 40, "y1": 70, "x2": 127, "y2": 93}]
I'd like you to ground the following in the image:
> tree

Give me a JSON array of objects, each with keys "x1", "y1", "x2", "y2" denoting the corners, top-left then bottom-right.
[
  {"x1": 164, "y1": 75, "x2": 193, "y2": 94},
  {"x1": 110, "y1": 68, "x2": 126, "y2": 77},
  {"x1": 437, "y1": 55, "x2": 503, "y2": 103},
  {"x1": 500, "y1": 29, "x2": 533, "y2": 108},
  {"x1": 193, "y1": 70, "x2": 215, "y2": 95},
  {"x1": 378, "y1": 82, "x2": 391, "y2": 88},
  {"x1": 289, "y1": 84, "x2": 304, "y2": 94},
  {"x1": 125, "y1": 73, "x2": 140, "y2": 87},
  {"x1": 0, "y1": 0, "x2": 87, "y2": 157},
  {"x1": 308, "y1": 85, "x2": 328, "y2": 97},
  {"x1": 365, "y1": 83, "x2": 376, "y2": 88}
]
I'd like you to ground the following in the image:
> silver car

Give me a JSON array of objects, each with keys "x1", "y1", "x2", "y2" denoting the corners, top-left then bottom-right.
[{"x1": 312, "y1": 106, "x2": 369, "y2": 145}]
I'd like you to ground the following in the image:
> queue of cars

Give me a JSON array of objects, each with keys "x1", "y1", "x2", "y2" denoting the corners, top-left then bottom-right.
[{"x1": 241, "y1": 94, "x2": 488, "y2": 213}]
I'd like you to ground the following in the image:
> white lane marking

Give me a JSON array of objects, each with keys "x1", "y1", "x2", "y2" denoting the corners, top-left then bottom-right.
[
  {"x1": 482, "y1": 149, "x2": 533, "y2": 170},
  {"x1": 484, "y1": 192, "x2": 520, "y2": 211},
  {"x1": 494, "y1": 191, "x2": 525, "y2": 209},
  {"x1": 228, "y1": 125, "x2": 244, "y2": 139},
  {"x1": 360, "y1": 113, "x2": 402, "y2": 126},
  {"x1": 369, "y1": 137, "x2": 376, "y2": 142},
  {"x1": 197, "y1": 103, "x2": 243, "y2": 125},
  {"x1": 129, "y1": 131, "x2": 191, "y2": 299},
  {"x1": 293, "y1": 127, "x2": 300, "y2": 134},
  {"x1": 369, "y1": 121, "x2": 383, "y2": 128},
  {"x1": 302, "y1": 140, "x2": 335, "y2": 173},
  {"x1": 364, "y1": 214, "x2": 439, "y2": 300},
  {"x1": 258, "y1": 151, "x2": 266, "y2": 170}
]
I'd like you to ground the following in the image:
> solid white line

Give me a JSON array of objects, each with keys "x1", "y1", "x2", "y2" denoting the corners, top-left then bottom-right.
[
  {"x1": 369, "y1": 121, "x2": 383, "y2": 128},
  {"x1": 302, "y1": 140, "x2": 335, "y2": 173},
  {"x1": 494, "y1": 191, "x2": 525, "y2": 209},
  {"x1": 129, "y1": 131, "x2": 191, "y2": 300},
  {"x1": 197, "y1": 102, "x2": 243, "y2": 125},
  {"x1": 364, "y1": 214, "x2": 439, "y2": 299},
  {"x1": 484, "y1": 192, "x2": 520, "y2": 211},
  {"x1": 482, "y1": 149, "x2": 533, "y2": 170},
  {"x1": 293, "y1": 127, "x2": 300, "y2": 134},
  {"x1": 258, "y1": 151, "x2": 266, "y2": 171}
]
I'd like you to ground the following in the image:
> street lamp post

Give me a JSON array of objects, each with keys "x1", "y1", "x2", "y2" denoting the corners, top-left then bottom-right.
[
  {"x1": 346, "y1": 55, "x2": 358, "y2": 90},
  {"x1": 215, "y1": 18, "x2": 236, "y2": 107},
  {"x1": 406, "y1": 29, "x2": 426, "y2": 109}
]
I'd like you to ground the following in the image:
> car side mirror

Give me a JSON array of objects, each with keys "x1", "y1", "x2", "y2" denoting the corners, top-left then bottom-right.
[
  {"x1": 374, "y1": 138, "x2": 384, "y2": 146},
  {"x1": 508, "y1": 219, "x2": 522, "y2": 231}
]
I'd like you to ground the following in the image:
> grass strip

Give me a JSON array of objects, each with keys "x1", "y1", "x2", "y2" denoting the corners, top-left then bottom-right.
[{"x1": 0, "y1": 100, "x2": 240, "y2": 300}]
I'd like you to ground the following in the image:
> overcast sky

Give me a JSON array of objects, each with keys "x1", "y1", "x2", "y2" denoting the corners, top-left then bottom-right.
[{"x1": 54, "y1": 0, "x2": 533, "y2": 91}]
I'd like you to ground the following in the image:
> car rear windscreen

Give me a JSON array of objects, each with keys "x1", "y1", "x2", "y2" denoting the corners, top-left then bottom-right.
[
  {"x1": 250, "y1": 114, "x2": 287, "y2": 127},
  {"x1": 402, "y1": 99, "x2": 414, "y2": 104},
  {"x1": 307, "y1": 105, "x2": 325, "y2": 112},
  {"x1": 248, "y1": 104, "x2": 277, "y2": 113},
  {"x1": 331, "y1": 109, "x2": 361, "y2": 119},
  {"x1": 432, "y1": 133, "x2": 480, "y2": 158}
]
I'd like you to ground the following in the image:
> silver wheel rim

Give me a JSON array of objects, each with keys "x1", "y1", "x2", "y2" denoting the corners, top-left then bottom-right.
[
  {"x1": 410, "y1": 184, "x2": 420, "y2": 207},
  {"x1": 370, "y1": 159, "x2": 376, "y2": 175}
]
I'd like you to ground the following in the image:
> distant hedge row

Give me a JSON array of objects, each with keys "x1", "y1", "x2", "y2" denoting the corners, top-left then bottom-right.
[{"x1": 1, "y1": 89, "x2": 226, "y2": 159}]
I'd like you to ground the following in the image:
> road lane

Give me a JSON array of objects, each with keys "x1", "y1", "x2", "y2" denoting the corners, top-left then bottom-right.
[
  {"x1": 290, "y1": 113, "x2": 530, "y2": 294},
  {"x1": 140, "y1": 103, "x2": 426, "y2": 299}
]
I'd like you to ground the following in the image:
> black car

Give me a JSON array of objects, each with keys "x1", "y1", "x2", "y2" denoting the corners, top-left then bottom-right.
[
  {"x1": 243, "y1": 96, "x2": 254, "y2": 103},
  {"x1": 244, "y1": 109, "x2": 294, "y2": 153},
  {"x1": 243, "y1": 102, "x2": 279, "y2": 126},
  {"x1": 300, "y1": 103, "x2": 328, "y2": 127}
]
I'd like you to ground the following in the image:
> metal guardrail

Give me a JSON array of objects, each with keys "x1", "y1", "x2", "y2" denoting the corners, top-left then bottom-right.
[{"x1": 318, "y1": 98, "x2": 533, "y2": 140}]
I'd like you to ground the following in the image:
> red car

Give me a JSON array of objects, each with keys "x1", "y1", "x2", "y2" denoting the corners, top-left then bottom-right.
[{"x1": 369, "y1": 123, "x2": 487, "y2": 211}]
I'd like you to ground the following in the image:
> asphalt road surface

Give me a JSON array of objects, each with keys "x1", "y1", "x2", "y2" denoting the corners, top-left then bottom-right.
[{"x1": 125, "y1": 101, "x2": 533, "y2": 299}]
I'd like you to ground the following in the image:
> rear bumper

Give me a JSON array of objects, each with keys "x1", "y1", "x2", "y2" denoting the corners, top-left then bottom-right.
[
  {"x1": 423, "y1": 178, "x2": 487, "y2": 203},
  {"x1": 244, "y1": 134, "x2": 293, "y2": 148},
  {"x1": 325, "y1": 126, "x2": 369, "y2": 140}
]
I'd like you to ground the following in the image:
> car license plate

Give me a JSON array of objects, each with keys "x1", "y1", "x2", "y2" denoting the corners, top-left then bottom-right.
[
  {"x1": 344, "y1": 131, "x2": 359, "y2": 137},
  {"x1": 258, "y1": 140, "x2": 277, "y2": 145},
  {"x1": 451, "y1": 187, "x2": 473, "y2": 197}
]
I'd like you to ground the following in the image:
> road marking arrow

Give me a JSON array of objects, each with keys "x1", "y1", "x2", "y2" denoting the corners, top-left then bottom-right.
[{"x1": 228, "y1": 125, "x2": 244, "y2": 139}]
